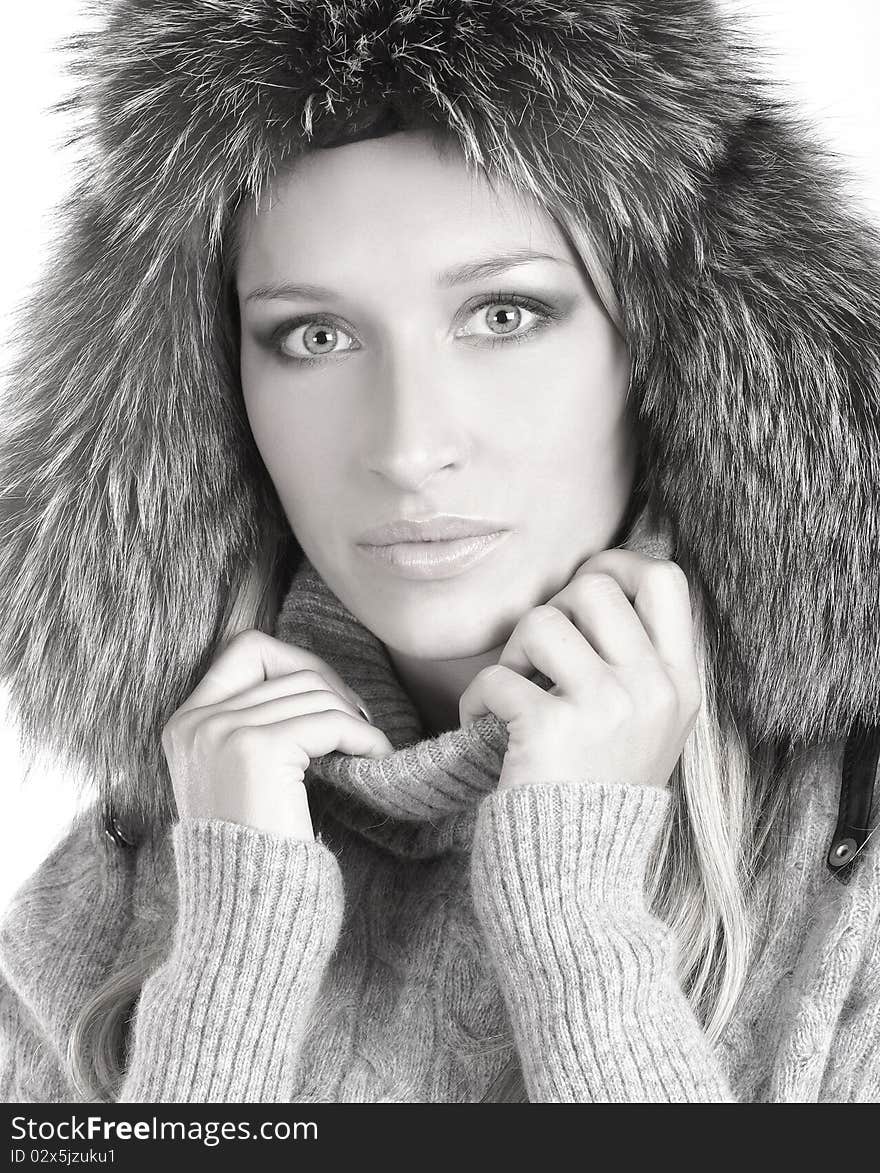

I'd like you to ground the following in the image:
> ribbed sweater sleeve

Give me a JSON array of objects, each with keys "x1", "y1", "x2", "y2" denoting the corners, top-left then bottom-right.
[
  {"x1": 117, "y1": 817, "x2": 344, "y2": 1103},
  {"x1": 470, "y1": 781, "x2": 736, "y2": 1103}
]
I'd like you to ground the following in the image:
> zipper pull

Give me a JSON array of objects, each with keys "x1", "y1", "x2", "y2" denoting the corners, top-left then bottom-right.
[{"x1": 826, "y1": 719, "x2": 880, "y2": 882}]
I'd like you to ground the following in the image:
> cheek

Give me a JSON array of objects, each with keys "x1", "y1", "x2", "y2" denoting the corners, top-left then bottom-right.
[
  {"x1": 240, "y1": 354, "x2": 353, "y2": 531},
  {"x1": 499, "y1": 331, "x2": 633, "y2": 484}
]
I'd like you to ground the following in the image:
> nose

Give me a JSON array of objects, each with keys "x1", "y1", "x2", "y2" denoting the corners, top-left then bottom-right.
[{"x1": 362, "y1": 343, "x2": 467, "y2": 492}]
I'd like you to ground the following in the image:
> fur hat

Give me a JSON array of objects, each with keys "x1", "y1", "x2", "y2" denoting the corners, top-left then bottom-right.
[{"x1": 1, "y1": 0, "x2": 878, "y2": 836}]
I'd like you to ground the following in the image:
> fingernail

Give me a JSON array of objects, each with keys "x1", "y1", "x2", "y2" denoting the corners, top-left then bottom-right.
[{"x1": 356, "y1": 701, "x2": 373, "y2": 723}]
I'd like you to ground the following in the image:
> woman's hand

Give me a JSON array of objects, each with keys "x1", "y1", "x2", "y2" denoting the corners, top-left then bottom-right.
[
  {"x1": 459, "y1": 550, "x2": 702, "y2": 792},
  {"x1": 161, "y1": 629, "x2": 393, "y2": 841}
]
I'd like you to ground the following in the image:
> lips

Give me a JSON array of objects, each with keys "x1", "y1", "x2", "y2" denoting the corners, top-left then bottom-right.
[
  {"x1": 356, "y1": 514, "x2": 508, "y2": 546},
  {"x1": 355, "y1": 529, "x2": 511, "y2": 580}
]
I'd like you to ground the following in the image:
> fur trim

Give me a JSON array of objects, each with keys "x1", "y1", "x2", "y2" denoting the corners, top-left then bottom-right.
[{"x1": 1, "y1": 0, "x2": 879, "y2": 833}]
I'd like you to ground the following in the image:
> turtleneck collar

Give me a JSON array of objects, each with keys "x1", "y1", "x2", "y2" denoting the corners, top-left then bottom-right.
[{"x1": 273, "y1": 505, "x2": 674, "y2": 859}]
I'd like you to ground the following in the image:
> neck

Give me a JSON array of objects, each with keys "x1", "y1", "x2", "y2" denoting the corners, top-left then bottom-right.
[{"x1": 386, "y1": 642, "x2": 505, "y2": 736}]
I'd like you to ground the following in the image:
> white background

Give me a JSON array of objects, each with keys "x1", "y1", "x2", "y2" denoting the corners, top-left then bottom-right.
[{"x1": 1, "y1": 0, "x2": 879, "y2": 911}]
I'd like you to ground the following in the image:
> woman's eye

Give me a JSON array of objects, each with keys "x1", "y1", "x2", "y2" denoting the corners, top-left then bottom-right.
[
  {"x1": 268, "y1": 298, "x2": 555, "y2": 361},
  {"x1": 456, "y1": 301, "x2": 543, "y2": 339},
  {"x1": 276, "y1": 320, "x2": 358, "y2": 360}
]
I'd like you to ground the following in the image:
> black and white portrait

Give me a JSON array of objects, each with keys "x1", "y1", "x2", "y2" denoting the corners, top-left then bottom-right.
[{"x1": 0, "y1": 0, "x2": 878, "y2": 1111}]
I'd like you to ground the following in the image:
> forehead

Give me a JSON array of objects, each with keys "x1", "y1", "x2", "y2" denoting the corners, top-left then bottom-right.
[{"x1": 236, "y1": 131, "x2": 569, "y2": 281}]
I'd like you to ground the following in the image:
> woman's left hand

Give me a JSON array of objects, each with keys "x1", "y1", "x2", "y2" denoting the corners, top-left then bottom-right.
[{"x1": 459, "y1": 550, "x2": 703, "y2": 791}]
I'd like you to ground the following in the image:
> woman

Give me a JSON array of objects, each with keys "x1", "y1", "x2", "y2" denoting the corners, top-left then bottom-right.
[{"x1": 0, "y1": 0, "x2": 879, "y2": 1104}]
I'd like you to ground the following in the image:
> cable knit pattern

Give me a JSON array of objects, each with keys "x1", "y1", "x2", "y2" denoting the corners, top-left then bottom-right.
[{"x1": 1, "y1": 513, "x2": 879, "y2": 1102}]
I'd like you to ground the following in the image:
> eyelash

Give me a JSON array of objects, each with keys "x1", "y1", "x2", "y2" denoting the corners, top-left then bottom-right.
[{"x1": 265, "y1": 291, "x2": 563, "y2": 367}]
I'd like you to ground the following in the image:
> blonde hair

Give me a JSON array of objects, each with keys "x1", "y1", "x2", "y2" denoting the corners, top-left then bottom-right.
[
  {"x1": 475, "y1": 203, "x2": 795, "y2": 1102},
  {"x1": 66, "y1": 140, "x2": 794, "y2": 1103},
  {"x1": 480, "y1": 577, "x2": 792, "y2": 1101}
]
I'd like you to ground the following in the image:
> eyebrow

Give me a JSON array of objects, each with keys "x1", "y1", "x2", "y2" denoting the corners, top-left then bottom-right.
[{"x1": 243, "y1": 249, "x2": 573, "y2": 304}]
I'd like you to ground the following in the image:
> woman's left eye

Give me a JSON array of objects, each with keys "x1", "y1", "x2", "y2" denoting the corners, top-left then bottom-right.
[
  {"x1": 263, "y1": 296, "x2": 559, "y2": 365},
  {"x1": 455, "y1": 299, "x2": 547, "y2": 341}
]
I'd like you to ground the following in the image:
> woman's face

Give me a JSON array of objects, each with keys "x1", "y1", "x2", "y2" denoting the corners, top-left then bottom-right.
[{"x1": 237, "y1": 130, "x2": 637, "y2": 660}]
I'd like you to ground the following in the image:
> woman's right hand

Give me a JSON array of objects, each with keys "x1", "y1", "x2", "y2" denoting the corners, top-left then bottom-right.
[{"x1": 160, "y1": 629, "x2": 393, "y2": 842}]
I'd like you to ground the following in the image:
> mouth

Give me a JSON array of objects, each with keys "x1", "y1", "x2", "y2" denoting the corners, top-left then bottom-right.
[{"x1": 355, "y1": 516, "x2": 511, "y2": 581}]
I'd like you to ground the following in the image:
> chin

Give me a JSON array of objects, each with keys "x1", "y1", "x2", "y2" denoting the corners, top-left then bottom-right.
[
  {"x1": 384, "y1": 630, "x2": 497, "y2": 664},
  {"x1": 361, "y1": 589, "x2": 516, "y2": 662}
]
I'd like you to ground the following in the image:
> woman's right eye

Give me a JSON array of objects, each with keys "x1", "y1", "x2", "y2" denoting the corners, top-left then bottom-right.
[{"x1": 274, "y1": 320, "x2": 359, "y2": 361}]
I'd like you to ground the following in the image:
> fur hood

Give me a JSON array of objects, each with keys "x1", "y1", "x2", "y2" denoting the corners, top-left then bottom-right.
[{"x1": 1, "y1": 0, "x2": 879, "y2": 838}]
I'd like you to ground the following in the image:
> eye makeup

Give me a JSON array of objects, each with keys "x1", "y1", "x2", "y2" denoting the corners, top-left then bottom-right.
[{"x1": 248, "y1": 285, "x2": 579, "y2": 367}]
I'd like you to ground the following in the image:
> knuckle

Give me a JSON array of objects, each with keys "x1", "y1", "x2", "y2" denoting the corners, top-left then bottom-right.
[
  {"x1": 225, "y1": 723, "x2": 260, "y2": 754},
  {"x1": 161, "y1": 712, "x2": 181, "y2": 742},
  {"x1": 319, "y1": 690, "x2": 350, "y2": 716},
  {"x1": 522, "y1": 604, "x2": 565, "y2": 633},
  {"x1": 646, "y1": 558, "x2": 689, "y2": 592},
  {"x1": 159, "y1": 725, "x2": 175, "y2": 757},
  {"x1": 682, "y1": 678, "x2": 704, "y2": 721},
  {"x1": 294, "y1": 668, "x2": 329, "y2": 692},
  {"x1": 579, "y1": 569, "x2": 618, "y2": 588},
  {"x1": 318, "y1": 687, "x2": 345, "y2": 706},
  {"x1": 642, "y1": 675, "x2": 681, "y2": 722},
  {"x1": 651, "y1": 672, "x2": 679, "y2": 707},
  {"x1": 477, "y1": 663, "x2": 506, "y2": 686},
  {"x1": 192, "y1": 711, "x2": 228, "y2": 749},
  {"x1": 572, "y1": 570, "x2": 621, "y2": 602},
  {"x1": 575, "y1": 549, "x2": 618, "y2": 574},
  {"x1": 228, "y1": 627, "x2": 263, "y2": 650},
  {"x1": 313, "y1": 707, "x2": 345, "y2": 732},
  {"x1": 162, "y1": 708, "x2": 193, "y2": 745}
]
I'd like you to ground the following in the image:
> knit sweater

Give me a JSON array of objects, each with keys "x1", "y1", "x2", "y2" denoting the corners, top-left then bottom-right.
[{"x1": 2, "y1": 548, "x2": 880, "y2": 1103}]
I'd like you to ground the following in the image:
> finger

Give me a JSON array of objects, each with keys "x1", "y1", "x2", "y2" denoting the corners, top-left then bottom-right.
[
  {"x1": 496, "y1": 604, "x2": 607, "y2": 694},
  {"x1": 177, "y1": 630, "x2": 368, "y2": 716},
  {"x1": 207, "y1": 688, "x2": 370, "y2": 730},
  {"x1": 545, "y1": 571, "x2": 657, "y2": 666},
  {"x1": 460, "y1": 663, "x2": 556, "y2": 727},
  {"x1": 577, "y1": 550, "x2": 697, "y2": 674},
  {"x1": 269, "y1": 710, "x2": 394, "y2": 760},
  {"x1": 196, "y1": 670, "x2": 372, "y2": 722}
]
